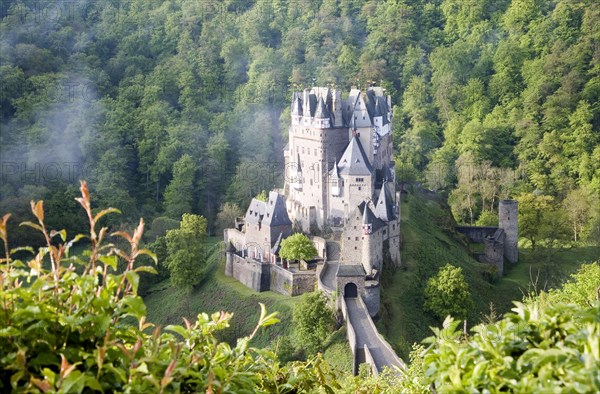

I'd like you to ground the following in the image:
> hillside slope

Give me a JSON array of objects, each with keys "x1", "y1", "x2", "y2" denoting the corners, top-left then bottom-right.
[
  {"x1": 380, "y1": 187, "x2": 599, "y2": 358},
  {"x1": 144, "y1": 259, "x2": 301, "y2": 348}
]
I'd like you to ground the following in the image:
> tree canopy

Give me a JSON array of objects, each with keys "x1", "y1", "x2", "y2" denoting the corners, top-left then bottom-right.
[
  {"x1": 279, "y1": 233, "x2": 318, "y2": 262},
  {"x1": 164, "y1": 213, "x2": 208, "y2": 291},
  {"x1": 424, "y1": 264, "x2": 474, "y2": 321}
]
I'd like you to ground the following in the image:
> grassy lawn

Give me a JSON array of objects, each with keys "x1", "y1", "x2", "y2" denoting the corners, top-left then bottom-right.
[
  {"x1": 379, "y1": 188, "x2": 599, "y2": 360},
  {"x1": 144, "y1": 257, "x2": 302, "y2": 348}
]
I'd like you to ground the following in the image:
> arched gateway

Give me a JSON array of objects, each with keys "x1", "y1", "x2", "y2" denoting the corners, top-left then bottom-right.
[{"x1": 344, "y1": 282, "x2": 358, "y2": 298}]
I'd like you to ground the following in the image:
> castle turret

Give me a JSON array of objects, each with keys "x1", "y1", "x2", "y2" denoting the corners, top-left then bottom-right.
[
  {"x1": 225, "y1": 242, "x2": 236, "y2": 277},
  {"x1": 302, "y1": 89, "x2": 311, "y2": 118},
  {"x1": 332, "y1": 89, "x2": 343, "y2": 127},
  {"x1": 314, "y1": 96, "x2": 331, "y2": 128},
  {"x1": 361, "y1": 206, "x2": 374, "y2": 275},
  {"x1": 330, "y1": 161, "x2": 341, "y2": 197},
  {"x1": 291, "y1": 92, "x2": 303, "y2": 125},
  {"x1": 499, "y1": 200, "x2": 518, "y2": 264}
]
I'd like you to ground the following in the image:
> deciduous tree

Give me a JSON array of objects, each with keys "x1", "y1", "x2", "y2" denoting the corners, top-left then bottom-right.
[
  {"x1": 424, "y1": 264, "x2": 473, "y2": 320},
  {"x1": 165, "y1": 214, "x2": 207, "y2": 291},
  {"x1": 279, "y1": 233, "x2": 318, "y2": 263}
]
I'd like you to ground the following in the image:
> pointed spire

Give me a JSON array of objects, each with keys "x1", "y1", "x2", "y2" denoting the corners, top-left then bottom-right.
[
  {"x1": 375, "y1": 182, "x2": 396, "y2": 222},
  {"x1": 314, "y1": 96, "x2": 330, "y2": 119},
  {"x1": 291, "y1": 92, "x2": 303, "y2": 114},
  {"x1": 331, "y1": 161, "x2": 339, "y2": 177},
  {"x1": 374, "y1": 96, "x2": 383, "y2": 117},
  {"x1": 362, "y1": 204, "x2": 375, "y2": 235}
]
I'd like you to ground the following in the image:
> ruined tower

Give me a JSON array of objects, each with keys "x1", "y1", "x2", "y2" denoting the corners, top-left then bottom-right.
[{"x1": 498, "y1": 199, "x2": 518, "y2": 264}]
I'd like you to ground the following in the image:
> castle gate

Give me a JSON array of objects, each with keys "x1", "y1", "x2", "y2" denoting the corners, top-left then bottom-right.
[{"x1": 344, "y1": 282, "x2": 358, "y2": 298}]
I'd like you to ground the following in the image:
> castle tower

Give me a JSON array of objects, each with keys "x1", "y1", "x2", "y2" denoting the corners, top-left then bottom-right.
[
  {"x1": 361, "y1": 206, "x2": 374, "y2": 274},
  {"x1": 499, "y1": 200, "x2": 518, "y2": 264},
  {"x1": 225, "y1": 242, "x2": 236, "y2": 277}
]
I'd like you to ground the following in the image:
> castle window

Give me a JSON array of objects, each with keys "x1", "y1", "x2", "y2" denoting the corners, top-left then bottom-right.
[
  {"x1": 356, "y1": 178, "x2": 363, "y2": 182},
  {"x1": 347, "y1": 237, "x2": 350, "y2": 240},
  {"x1": 354, "y1": 226, "x2": 356, "y2": 230},
  {"x1": 358, "y1": 187, "x2": 362, "y2": 191},
  {"x1": 355, "y1": 246, "x2": 357, "y2": 250},
  {"x1": 355, "y1": 237, "x2": 358, "y2": 241},
  {"x1": 302, "y1": 147, "x2": 305, "y2": 154}
]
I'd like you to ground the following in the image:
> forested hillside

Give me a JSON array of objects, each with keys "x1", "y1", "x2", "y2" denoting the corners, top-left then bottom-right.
[{"x1": 1, "y1": 0, "x2": 599, "y2": 245}]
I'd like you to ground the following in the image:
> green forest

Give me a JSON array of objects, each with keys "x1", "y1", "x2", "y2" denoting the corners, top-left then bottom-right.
[
  {"x1": 1, "y1": 0, "x2": 599, "y2": 243},
  {"x1": 1, "y1": 0, "x2": 600, "y2": 392}
]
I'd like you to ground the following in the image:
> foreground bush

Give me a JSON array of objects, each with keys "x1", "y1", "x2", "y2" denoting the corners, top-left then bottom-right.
[
  {"x1": 0, "y1": 181, "x2": 338, "y2": 393},
  {"x1": 423, "y1": 270, "x2": 600, "y2": 393}
]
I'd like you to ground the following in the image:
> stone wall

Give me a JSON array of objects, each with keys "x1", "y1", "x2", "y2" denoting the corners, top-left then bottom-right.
[
  {"x1": 484, "y1": 228, "x2": 505, "y2": 275},
  {"x1": 270, "y1": 264, "x2": 316, "y2": 296},
  {"x1": 341, "y1": 296, "x2": 359, "y2": 375},
  {"x1": 309, "y1": 235, "x2": 328, "y2": 259},
  {"x1": 363, "y1": 280, "x2": 381, "y2": 317},
  {"x1": 230, "y1": 254, "x2": 270, "y2": 292},
  {"x1": 456, "y1": 226, "x2": 499, "y2": 243},
  {"x1": 228, "y1": 254, "x2": 317, "y2": 296},
  {"x1": 499, "y1": 199, "x2": 519, "y2": 263},
  {"x1": 224, "y1": 228, "x2": 245, "y2": 250},
  {"x1": 363, "y1": 345, "x2": 378, "y2": 377}
]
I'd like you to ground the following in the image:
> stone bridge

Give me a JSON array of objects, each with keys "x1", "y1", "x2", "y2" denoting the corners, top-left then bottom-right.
[
  {"x1": 319, "y1": 261, "x2": 405, "y2": 376},
  {"x1": 341, "y1": 292, "x2": 405, "y2": 376}
]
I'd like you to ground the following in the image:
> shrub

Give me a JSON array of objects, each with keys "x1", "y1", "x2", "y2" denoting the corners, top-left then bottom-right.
[{"x1": 0, "y1": 181, "x2": 338, "y2": 393}]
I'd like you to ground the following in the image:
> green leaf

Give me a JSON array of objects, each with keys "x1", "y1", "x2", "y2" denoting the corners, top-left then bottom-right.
[
  {"x1": 19, "y1": 221, "x2": 43, "y2": 232},
  {"x1": 165, "y1": 325, "x2": 189, "y2": 339},
  {"x1": 134, "y1": 266, "x2": 158, "y2": 274},
  {"x1": 125, "y1": 271, "x2": 140, "y2": 294},
  {"x1": 99, "y1": 255, "x2": 118, "y2": 270},
  {"x1": 137, "y1": 249, "x2": 158, "y2": 264},
  {"x1": 258, "y1": 303, "x2": 280, "y2": 328},
  {"x1": 50, "y1": 229, "x2": 67, "y2": 242},
  {"x1": 93, "y1": 208, "x2": 121, "y2": 223},
  {"x1": 121, "y1": 295, "x2": 146, "y2": 321}
]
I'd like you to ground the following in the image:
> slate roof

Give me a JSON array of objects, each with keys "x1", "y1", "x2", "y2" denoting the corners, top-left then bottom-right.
[
  {"x1": 336, "y1": 264, "x2": 366, "y2": 277},
  {"x1": 329, "y1": 160, "x2": 339, "y2": 178},
  {"x1": 374, "y1": 182, "x2": 396, "y2": 222},
  {"x1": 245, "y1": 198, "x2": 266, "y2": 225},
  {"x1": 291, "y1": 92, "x2": 303, "y2": 114},
  {"x1": 337, "y1": 136, "x2": 374, "y2": 176},
  {"x1": 314, "y1": 96, "x2": 330, "y2": 119},
  {"x1": 358, "y1": 201, "x2": 385, "y2": 233},
  {"x1": 263, "y1": 191, "x2": 292, "y2": 227}
]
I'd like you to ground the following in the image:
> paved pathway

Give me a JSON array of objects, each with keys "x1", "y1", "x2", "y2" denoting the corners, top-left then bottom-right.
[
  {"x1": 321, "y1": 262, "x2": 338, "y2": 290},
  {"x1": 345, "y1": 297, "x2": 404, "y2": 374}
]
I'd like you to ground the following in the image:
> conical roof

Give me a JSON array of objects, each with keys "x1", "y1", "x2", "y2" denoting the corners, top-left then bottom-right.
[
  {"x1": 374, "y1": 182, "x2": 396, "y2": 222},
  {"x1": 314, "y1": 96, "x2": 330, "y2": 119},
  {"x1": 338, "y1": 137, "x2": 373, "y2": 176},
  {"x1": 291, "y1": 92, "x2": 303, "y2": 114}
]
